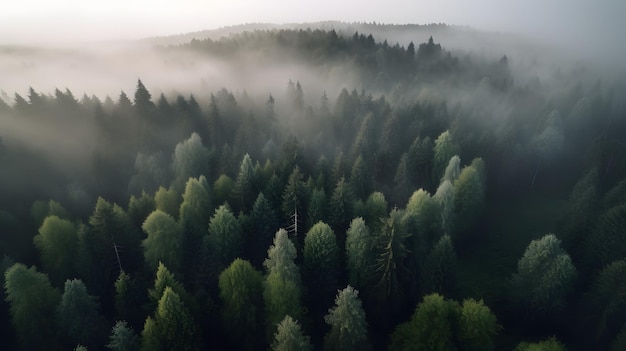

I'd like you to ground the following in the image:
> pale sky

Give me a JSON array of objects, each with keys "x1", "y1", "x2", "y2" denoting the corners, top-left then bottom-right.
[{"x1": 1, "y1": 0, "x2": 625, "y2": 57}]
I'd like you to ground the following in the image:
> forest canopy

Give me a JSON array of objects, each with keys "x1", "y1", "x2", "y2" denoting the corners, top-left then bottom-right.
[{"x1": 0, "y1": 24, "x2": 625, "y2": 350}]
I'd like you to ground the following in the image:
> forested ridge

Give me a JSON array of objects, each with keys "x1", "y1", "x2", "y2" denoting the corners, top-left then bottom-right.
[{"x1": 0, "y1": 27, "x2": 625, "y2": 350}]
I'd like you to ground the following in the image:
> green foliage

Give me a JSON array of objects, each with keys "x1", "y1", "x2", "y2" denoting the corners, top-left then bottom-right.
[
  {"x1": 207, "y1": 205, "x2": 243, "y2": 272},
  {"x1": 303, "y1": 221, "x2": 341, "y2": 311},
  {"x1": 142, "y1": 210, "x2": 183, "y2": 274},
  {"x1": 363, "y1": 191, "x2": 388, "y2": 231},
  {"x1": 587, "y1": 204, "x2": 626, "y2": 268},
  {"x1": 148, "y1": 262, "x2": 187, "y2": 310},
  {"x1": 442, "y1": 155, "x2": 461, "y2": 183},
  {"x1": 4, "y1": 263, "x2": 60, "y2": 350},
  {"x1": 264, "y1": 271, "x2": 304, "y2": 340},
  {"x1": 179, "y1": 176, "x2": 211, "y2": 241},
  {"x1": 213, "y1": 174, "x2": 234, "y2": 206},
  {"x1": 389, "y1": 293, "x2": 459, "y2": 351},
  {"x1": 233, "y1": 153, "x2": 255, "y2": 212},
  {"x1": 329, "y1": 176, "x2": 354, "y2": 233},
  {"x1": 323, "y1": 286, "x2": 369, "y2": 351},
  {"x1": 513, "y1": 337, "x2": 566, "y2": 351},
  {"x1": 282, "y1": 166, "x2": 307, "y2": 222},
  {"x1": 454, "y1": 163, "x2": 485, "y2": 236},
  {"x1": 433, "y1": 131, "x2": 460, "y2": 183},
  {"x1": 457, "y1": 299, "x2": 499, "y2": 351},
  {"x1": 346, "y1": 217, "x2": 376, "y2": 290},
  {"x1": 511, "y1": 234, "x2": 577, "y2": 315},
  {"x1": 372, "y1": 208, "x2": 410, "y2": 305},
  {"x1": 218, "y1": 259, "x2": 263, "y2": 346},
  {"x1": 33, "y1": 215, "x2": 79, "y2": 285},
  {"x1": 57, "y1": 279, "x2": 104, "y2": 347},
  {"x1": 171, "y1": 132, "x2": 210, "y2": 193},
  {"x1": 264, "y1": 229, "x2": 301, "y2": 283},
  {"x1": 590, "y1": 260, "x2": 626, "y2": 338},
  {"x1": 128, "y1": 191, "x2": 156, "y2": 228},
  {"x1": 114, "y1": 271, "x2": 144, "y2": 329},
  {"x1": 350, "y1": 155, "x2": 371, "y2": 200},
  {"x1": 307, "y1": 187, "x2": 327, "y2": 230},
  {"x1": 141, "y1": 287, "x2": 196, "y2": 351},
  {"x1": 107, "y1": 321, "x2": 140, "y2": 351},
  {"x1": 434, "y1": 180, "x2": 455, "y2": 235},
  {"x1": 422, "y1": 234, "x2": 457, "y2": 296},
  {"x1": 247, "y1": 192, "x2": 279, "y2": 267},
  {"x1": 405, "y1": 188, "x2": 441, "y2": 248},
  {"x1": 154, "y1": 186, "x2": 181, "y2": 219},
  {"x1": 271, "y1": 315, "x2": 313, "y2": 351},
  {"x1": 264, "y1": 229, "x2": 303, "y2": 338}
]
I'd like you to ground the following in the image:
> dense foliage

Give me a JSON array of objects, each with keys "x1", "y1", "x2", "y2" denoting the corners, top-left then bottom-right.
[{"x1": 0, "y1": 24, "x2": 625, "y2": 350}]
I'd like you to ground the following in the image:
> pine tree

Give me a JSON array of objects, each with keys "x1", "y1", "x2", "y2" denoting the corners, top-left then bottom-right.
[
  {"x1": 323, "y1": 286, "x2": 369, "y2": 351},
  {"x1": 271, "y1": 316, "x2": 313, "y2": 351}
]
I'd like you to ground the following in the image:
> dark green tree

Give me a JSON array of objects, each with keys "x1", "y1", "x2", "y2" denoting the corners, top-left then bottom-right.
[
  {"x1": 128, "y1": 191, "x2": 156, "y2": 229},
  {"x1": 329, "y1": 176, "x2": 354, "y2": 233},
  {"x1": 233, "y1": 153, "x2": 255, "y2": 212},
  {"x1": 248, "y1": 192, "x2": 279, "y2": 268},
  {"x1": 4, "y1": 263, "x2": 60, "y2": 350},
  {"x1": 107, "y1": 321, "x2": 140, "y2": 351},
  {"x1": 57, "y1": 279, "x2": 105, "y2": 348},
  {"x1": 218, "y1": 258, "x2": 264, "y2": 349},
  {"x1": 142, "y1": 210, "x2": 183, "y2": 275},
  {"x1": 154, "y1": 186, "x2": 181, "y2": 219},
  {"x1": 457, "y1": 299, "x2": 499, "y2": 351},
  {"x1": 513, "y1": 337, "x2": 566, "y2": 351},
  {"x1": 206, "y1": 205, "x2": 243, "y2": 273},
  {"x1": 389, "y1": 293, "x2": 458, "y2": 351},
  {"x1": 422, "y1": 234, "x2": 457, "y2": 297}
]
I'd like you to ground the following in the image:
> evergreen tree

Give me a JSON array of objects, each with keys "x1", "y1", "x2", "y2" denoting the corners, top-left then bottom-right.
[
  {"x1": 154, "y1": 186, "x2": 181, "y2": 219},
  {"x1": 33, "y1": 215, "x2": 79, "y2": 285},
  {"x1": 422, "y1": 234, "x2": 457, "y2": 296},
  {"x1": 107, "y1": 321, "x2": 140, "y2": 351},
  {"x1": 142, "y1": 210, "x2": 183, "y2": 275},
  {"x1": 248, "y1": 192, "x2": 279, "y2": 268},
  {"x1": 454, "y1": 161, "x2": 486, "y2": 237},
  {"x1": 263, "y1": 229, "x2": 304, "y2": 338},
  {"x1": 271, "y1": 315, "x2": 313, "y2": 351},
  {"x1": 282, "y1": 166, "x2": 307, "y2": 224},
  {"x1": 434, "y1": 180, "x2": 455, "y2": 235},
  {"x1": 350, "y1": 155, "x2": 371, "y2": 200},
  {"x1": 513, "y1": 337, "x2": 566, "y2": 351},
  {"x1": 114, "y1": 271, "x2": 144, "y2": 329},
  {"x1": 389, "y1": 293, "x2": 458, "y2": 351},
  {"x1": 433, "y1": 131, "x2": 460, "y2": 183},
  {"x1": 323, "y1": 286, "x2": 369, "y2": 351},
  {"x1": 206, "y1": 205, "x2": 243, "y2": 273},
  {"x1": 218, "y1": 259, "x2": 264, "y2": 349},
  {"x1": 141, "y1": 287, "x2": 196, "y2": 351},
  {"x1": 511, "y1": 234, "x2": 577, "y2": 315},
  {"x1": 128, "y1": 191, "x2": 156, "y2": 229},
  {"x1": 171, "y1": 132, "x2": 210, "y2": 193},
  {"x1": 307, "y1": 187, "x2": 328, "y2": 230},
  {"x1": 458, "y1": 299, "x2": 499, "y2": 351},
  {"x1": 57, "y1": 279, "x2": 105, "y2": 348},
  {"x1": 4, "y1": 263, "x2": 61, "y2": 350},
  {"x1": 345, "y1": 217, "x2": 376, "y2": 290},
  {"x1": 329, "y1": 176, "x2": 354, "y2": 233},
  {"x1": 233, "y1": 153, "x2": 255, "y2": 212}
]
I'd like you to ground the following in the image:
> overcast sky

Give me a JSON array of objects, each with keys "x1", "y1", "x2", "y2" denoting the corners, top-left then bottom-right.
[{"x1": 1, "y1": 0, "x2": 625, "y2": 57}]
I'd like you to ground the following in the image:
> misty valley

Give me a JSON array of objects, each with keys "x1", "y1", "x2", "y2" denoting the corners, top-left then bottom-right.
[{"x1": 0, "y1": 23, "x2": 625, "y2": 351}]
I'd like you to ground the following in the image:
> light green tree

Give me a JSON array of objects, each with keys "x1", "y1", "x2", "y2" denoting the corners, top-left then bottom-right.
[
  {"x1": 511, "y1": 234, "x2": 577, "y2": 315},
  {"x1": 171, "y1": 132, "x2": 210, "y2": 193},
  {"x1": 271, "y1": 315, "x2": 313, "y2": 351},
  {"x1": 433, "y1": 131, "x2": 460, "y2": 183},
  {"x1": 457, "y1": 299, "x2": 499, "y2": 351},
  {"x1": 33, "y1": 215, "x2": 79, "y2": 285},
  {"x1": 346, "y1": 217, "x2": 376, "y2": 290},
  {"x1": 323, "y1": 286, "x2": 369, "y2": 351}
]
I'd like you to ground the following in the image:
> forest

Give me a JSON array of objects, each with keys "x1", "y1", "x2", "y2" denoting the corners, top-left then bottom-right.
[{"x1": 0, "y1": 25, "x2": 625, "y2": 350}]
